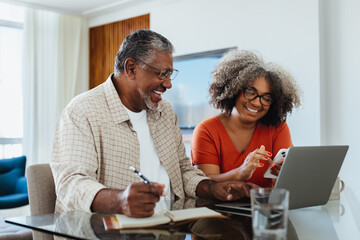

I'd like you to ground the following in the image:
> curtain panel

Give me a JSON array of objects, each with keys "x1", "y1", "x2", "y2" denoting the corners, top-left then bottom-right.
[{"x1": 22, "y1": 8, "x2": 88, "y2": 165}]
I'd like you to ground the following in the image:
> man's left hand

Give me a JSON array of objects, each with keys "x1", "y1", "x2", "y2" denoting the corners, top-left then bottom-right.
[{"x1": 197, "y1": 180, "x2": 259, "y2": 201}]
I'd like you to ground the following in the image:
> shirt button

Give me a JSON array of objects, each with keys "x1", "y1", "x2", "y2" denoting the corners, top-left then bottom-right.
[{"x1": 133, "y1": 132, "x2": 137, "y2": 137}]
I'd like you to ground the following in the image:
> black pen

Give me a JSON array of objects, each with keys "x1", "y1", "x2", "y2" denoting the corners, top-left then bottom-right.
[
  {"x1": 129, "y1": 166, "x2": 153, "y2": 184},
  {"x1": 129, "y1": 166, "x2": 169, "y2": 200}
]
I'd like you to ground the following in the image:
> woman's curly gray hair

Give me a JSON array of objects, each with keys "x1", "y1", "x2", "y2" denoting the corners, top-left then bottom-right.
[{"x1": 209, "y1": 50, "x2": 301, "y2": 126}]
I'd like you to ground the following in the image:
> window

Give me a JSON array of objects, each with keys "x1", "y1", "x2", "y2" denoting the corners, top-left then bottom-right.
[
  {"x1": 164, "y1": 48, "x2": 235, "y2": 132},
  {"x1": 163, "y1": 48, "x2": 235, "y2": 157},
  {"x1": 0, "y1": 3, "x2": 24, "y2": 158}
]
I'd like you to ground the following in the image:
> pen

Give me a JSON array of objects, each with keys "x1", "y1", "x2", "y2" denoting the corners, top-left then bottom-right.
[
  {"x1": 129, "y1": 166, "x2": 152, "y2": 184},
  {"x1": 129, "y1": 166, "x2": 169, "y2": 200}
]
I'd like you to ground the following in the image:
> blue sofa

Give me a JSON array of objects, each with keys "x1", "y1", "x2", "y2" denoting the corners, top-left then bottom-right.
[{"x1": 0, "y1": 156, "x2": 29, "y2": 209}]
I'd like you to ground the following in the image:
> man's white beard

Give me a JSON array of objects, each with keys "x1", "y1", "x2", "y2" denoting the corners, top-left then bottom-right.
[{"x1": 144, "y1": 94, "x2": 158, "y2": 110}]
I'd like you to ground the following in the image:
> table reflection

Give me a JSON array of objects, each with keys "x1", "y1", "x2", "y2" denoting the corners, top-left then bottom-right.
[
  {"x1": 6, "y1": 197, "x2": 302, "y2": 240},
  {"x1": 89, "y1": 198, "x2": 253, "y2": 240},
  {"x1": 24, "y1": 198, "x2": 254, "y2": 240},
  {"x1": 8, "y1": 191, "x2": 360, "y2": 240}
]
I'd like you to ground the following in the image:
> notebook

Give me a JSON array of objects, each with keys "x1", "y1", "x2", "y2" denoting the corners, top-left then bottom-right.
[
  {"x1": 215, "y1": 145, "x2": 349, "y2": 212},
  {"x1": 103, "y1": 207, "x2": 226, "y2": 230}
]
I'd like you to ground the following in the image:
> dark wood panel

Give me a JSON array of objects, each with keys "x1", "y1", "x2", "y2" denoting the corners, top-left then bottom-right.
[{"x1": 89, "y1": 14, "x2": 150, "y2": 89}]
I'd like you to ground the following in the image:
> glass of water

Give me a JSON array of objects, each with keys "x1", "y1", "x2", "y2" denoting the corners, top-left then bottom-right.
[{"x1": 250, "y1": 188, "x2": 289, "y2": 239}]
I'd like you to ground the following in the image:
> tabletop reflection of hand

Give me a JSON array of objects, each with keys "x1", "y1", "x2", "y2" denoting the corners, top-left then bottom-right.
[{"x1": 187, "y1": 216, "x2": 252, "y2": 240}]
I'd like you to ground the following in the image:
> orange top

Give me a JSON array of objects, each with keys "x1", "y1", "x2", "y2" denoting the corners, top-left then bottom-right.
[{"x1": 191, "y1": 116, "x2": 293, "y2": 187}]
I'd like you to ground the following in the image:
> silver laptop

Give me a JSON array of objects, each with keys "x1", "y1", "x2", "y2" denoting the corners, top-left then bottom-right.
[
  {"x1": 274, "y1": 145, "x2": 348, "y2": 209},
  {"x1": 214, "y1": 145, "x2": 349, "y2": 213}
]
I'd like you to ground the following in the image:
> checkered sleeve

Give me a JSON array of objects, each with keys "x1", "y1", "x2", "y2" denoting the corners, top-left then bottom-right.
[{"x1": 51, "y1": 103, "x2": 106, "y2": 212}]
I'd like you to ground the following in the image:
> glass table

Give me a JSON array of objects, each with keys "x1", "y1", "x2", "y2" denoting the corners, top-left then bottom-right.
[{"x1": 5, "y1": 189, "x2": 360, "y2": 240}]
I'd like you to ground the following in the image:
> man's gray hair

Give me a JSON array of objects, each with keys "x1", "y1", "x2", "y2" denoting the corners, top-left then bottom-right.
[{"x1": 114, "y1": 30, "x2": 174, "y2": 75}]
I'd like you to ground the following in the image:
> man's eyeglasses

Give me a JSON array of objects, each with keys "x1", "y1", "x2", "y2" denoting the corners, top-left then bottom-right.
[
  {"x1": 135, "y1": 58, "x2": 178, "y2": 81},
  {"x1": 244, "y1": 88, "x2": 273, "y2": 106}
]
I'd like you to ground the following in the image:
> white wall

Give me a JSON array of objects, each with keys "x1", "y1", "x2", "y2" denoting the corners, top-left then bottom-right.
[
  {"x1": 90, "y1": 0, "x2": 321, "y2": 147},
  {"x1": 151, "y1": 0, "x2": 321, "y2": 147},
  {"x1": 320, "y1": 0, "x2": 360, "y2": 204},
  {"x1": 89, "y1": 0, "x2": 360, "y2": 201}
]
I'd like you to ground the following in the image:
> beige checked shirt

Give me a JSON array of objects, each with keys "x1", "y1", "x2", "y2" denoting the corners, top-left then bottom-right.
[{"x1": 51, "y1": 75, "x2": 209, "y2": 213}]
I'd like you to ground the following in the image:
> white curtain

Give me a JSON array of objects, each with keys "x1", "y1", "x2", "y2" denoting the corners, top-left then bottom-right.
[{"x1": 22, "y1": 8, "x2": 89, "y2": 165}]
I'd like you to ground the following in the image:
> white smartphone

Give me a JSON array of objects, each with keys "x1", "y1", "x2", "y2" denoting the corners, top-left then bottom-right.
[{"x1": 263, "y1": 148, "x2": 289, "y2": 178}]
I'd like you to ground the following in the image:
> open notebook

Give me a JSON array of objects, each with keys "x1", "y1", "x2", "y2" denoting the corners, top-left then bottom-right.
[{"x1": 103, "y1": 207, "x2": 226, "y2": 230}]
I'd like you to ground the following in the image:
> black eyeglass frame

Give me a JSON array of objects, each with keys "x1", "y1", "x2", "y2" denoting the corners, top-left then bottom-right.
[
  {"x1": 134, "y1": 58, "x2": 178, "y2": 81},
  {"x1": 243, "y1": 88, "x2": 273, "y2": 106}
]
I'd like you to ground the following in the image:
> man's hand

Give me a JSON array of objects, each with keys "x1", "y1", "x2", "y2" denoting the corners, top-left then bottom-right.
[
  {"x1": 196, "y1": 180, "x2": 259, "y2": 201},
  {"x1": 91, "y1": 182, "x2": 165, "y2": 218},
  {"x1": 118, "y1": 182, "x2": 165, "y2": 217}
]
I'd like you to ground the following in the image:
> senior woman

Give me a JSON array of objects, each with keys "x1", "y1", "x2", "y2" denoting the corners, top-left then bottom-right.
[{"x1": 191, "y1": 50, "x2": 301, "y2": 187}]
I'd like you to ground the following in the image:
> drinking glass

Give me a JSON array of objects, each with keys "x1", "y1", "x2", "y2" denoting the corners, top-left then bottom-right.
[{"x1": 251, "y1": 188, "x2": 289, "y2": 239}]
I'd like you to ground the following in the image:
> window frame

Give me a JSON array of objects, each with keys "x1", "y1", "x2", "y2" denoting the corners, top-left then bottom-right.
[{"x1": 0, "y1": 18, "x2": 24, "y2": 158}]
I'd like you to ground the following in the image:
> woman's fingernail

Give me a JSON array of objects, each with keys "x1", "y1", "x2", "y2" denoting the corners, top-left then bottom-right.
[
  {"x1": 267, "y1": 152, "x2": 272, "y2": 156},
  {"x1": 264, "y1": 156, "x2": 269, "y2": 159},
  {"x1": 259, "y1": 163, "x2": 264, "y2": 167}
]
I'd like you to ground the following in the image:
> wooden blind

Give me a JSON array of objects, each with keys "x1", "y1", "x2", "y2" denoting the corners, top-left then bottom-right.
[{"x1": 89, "y1": 14, "x2": 150, "y2": 89}]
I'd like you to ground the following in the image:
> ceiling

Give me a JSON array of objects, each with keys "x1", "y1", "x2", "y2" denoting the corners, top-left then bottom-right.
[{"x1": 2, "y1": 0, "x2": 145, "y2": 17}]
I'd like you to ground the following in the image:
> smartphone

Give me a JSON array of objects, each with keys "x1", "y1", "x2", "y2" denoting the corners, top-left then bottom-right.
[{"x1": 263, "y1": 148, "x2": 288, "y2": 178}]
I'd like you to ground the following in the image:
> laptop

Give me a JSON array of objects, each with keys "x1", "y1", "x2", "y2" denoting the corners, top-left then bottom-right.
[{"x1": 214, "y1": 145, "x2": 349, "y2": 213}]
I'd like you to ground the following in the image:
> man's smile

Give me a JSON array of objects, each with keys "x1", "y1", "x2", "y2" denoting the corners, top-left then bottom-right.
[{"x1": 152, "y1": 90, "x2": 164, "y2": 101}]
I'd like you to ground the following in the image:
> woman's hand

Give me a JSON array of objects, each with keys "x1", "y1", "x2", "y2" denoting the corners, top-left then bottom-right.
[
  {"x1": 270, "y1": 159, "x2": 284, "y2": 176},
  {"x1": 234, "y1": 145, "x2": 272, "y2": 180}
]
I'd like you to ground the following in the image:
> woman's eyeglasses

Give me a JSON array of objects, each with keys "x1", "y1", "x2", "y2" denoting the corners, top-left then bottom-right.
[{"x1": 244, "y1": 88, "x2": 273, "y2": 106}]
